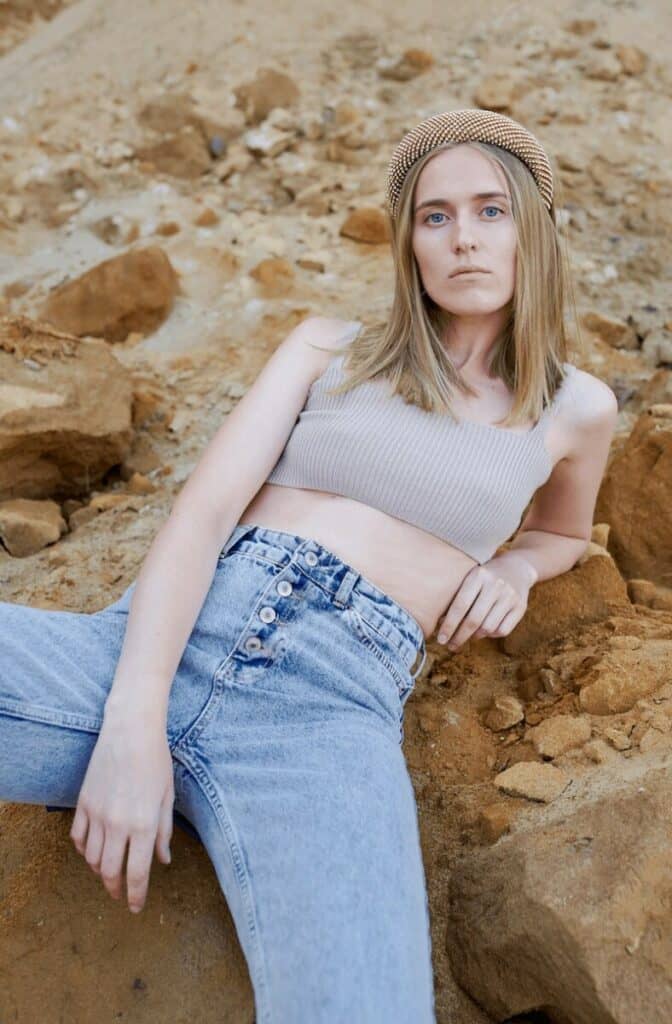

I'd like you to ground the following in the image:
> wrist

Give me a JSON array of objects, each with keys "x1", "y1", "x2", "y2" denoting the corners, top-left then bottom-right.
[
  {"x1": 103, "y1": 690, "x2": 168, "y2": 732},
  {"x1": 497, "y1": 549, "x2": 539, "y2": 587}
]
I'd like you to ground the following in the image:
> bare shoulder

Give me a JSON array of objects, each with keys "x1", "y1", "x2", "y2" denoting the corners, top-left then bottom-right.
[
  {"x1": 556, "y1": 364, "x2": 619, "y2": 461},
  {"x1": 286, "y1": 316, "x2": 363, "y2": 379}
]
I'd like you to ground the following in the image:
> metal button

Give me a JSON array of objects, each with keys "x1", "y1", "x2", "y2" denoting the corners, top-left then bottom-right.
[
  {"x1": 259, "y1": 606, "x2": 276, "y2": 623},
  {"x1": 277, "y1": 580, "x2": 292, "y2": 596},
  {"x1": 245, "y1": 636, "x2": 262, "y2": 651},
  {"x1": 304, "y1": 551, "x2": 318, "y2": 567}
]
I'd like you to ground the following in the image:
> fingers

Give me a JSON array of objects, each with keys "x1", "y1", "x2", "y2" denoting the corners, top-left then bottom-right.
[
  {"x1": 70, "y1": 802, "x2": 90, "y2": 855},
  {"x1": 99, "y1": 828, "x2": 129, "y2": 901},
  {"x1": 126, "y1": 830, "x2": 157, "y2": 913},
  {"x1": 155, "y1": 788, "x2": 174, "y2": 865},
  {"x1": 84, "y1": 819, "x2": 105, "y2": 875}
]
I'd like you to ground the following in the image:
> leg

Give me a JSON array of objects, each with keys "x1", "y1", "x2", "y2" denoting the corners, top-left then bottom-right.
[{"x1": 169, "y1": 525, "x2": 436, "y2": 1023}]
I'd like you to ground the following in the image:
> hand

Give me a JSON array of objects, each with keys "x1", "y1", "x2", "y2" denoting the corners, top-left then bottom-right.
[
  {"x1": 69, "y1": 718, "x2": 174, "y2": 914},
  {"x1": 436, "y1": 551, "x2": 537, "y2": 652}
]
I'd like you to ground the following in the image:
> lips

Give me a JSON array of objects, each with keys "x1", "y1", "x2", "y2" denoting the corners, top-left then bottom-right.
[{"x1": 450, "y1": 267, "x2": 489, "y2": 277}]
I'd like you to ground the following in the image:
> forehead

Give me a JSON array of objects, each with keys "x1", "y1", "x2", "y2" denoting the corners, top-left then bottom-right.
[{"x1": 414, "y1": 144, "x2": 510, "y2": 201}]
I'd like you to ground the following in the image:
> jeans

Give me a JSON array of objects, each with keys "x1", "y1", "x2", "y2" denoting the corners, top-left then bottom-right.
[{"x1": 0, "y1": 522, "x2": 434, "y2": 1023}]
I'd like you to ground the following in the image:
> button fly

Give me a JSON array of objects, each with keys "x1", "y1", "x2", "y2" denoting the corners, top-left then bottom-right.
[
  {"x1": 259, "y1": 606, "x2": 276, "y2": 623},
  {"x1": 245, "y1": 636, "x2": 262, "y2": 651},
  {"x1": 304, "y1": 551, "x2": 318, "y2": 567},
  {"x1": 277, "y1": 580, "x2": 292, "y2": 596}
]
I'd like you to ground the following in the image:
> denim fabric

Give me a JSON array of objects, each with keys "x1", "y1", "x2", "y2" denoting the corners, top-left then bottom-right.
[{"x1": 0, "y1": 522, "x2": 434, "y2": 1023}]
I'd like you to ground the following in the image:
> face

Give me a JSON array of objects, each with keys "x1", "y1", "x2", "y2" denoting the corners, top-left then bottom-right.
[{"x1": 411, "y1": 144, "x2": 517, "y2": 317}]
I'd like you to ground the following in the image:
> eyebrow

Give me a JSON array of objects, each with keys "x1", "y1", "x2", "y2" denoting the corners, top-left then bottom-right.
[{"x1": 414, "y1": 191, "x2": 510, "y2": 213}]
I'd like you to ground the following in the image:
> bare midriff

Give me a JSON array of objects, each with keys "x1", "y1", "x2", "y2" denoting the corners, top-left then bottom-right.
[{"x1": 238, "y1": 482, "x2": 481, "y2": 640}]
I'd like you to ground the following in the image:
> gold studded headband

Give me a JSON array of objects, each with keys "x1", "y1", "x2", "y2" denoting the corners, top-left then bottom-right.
[{"x1": 385, "y1": 108, "x2": 554, "y2": 219}]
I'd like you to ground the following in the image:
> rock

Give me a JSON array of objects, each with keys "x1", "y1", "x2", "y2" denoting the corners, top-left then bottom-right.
[
  {"x1": 627, "y1": 579, "x2": 672, "y2": 611},
  {"x1": 40, "y1": 246, "x2": 179, "y2": 343},
  {"x1": 135, "y1": 124, "x2": 212, "y2": 179},
  {"x1": 493, "y1": 761, "x2": 570, "y2": 802},
  {"x1": 339, "y1": 207, "x2": 390, "y2": 244},
  {"x1": 447, "y1": 759, "x2": 672, "y2": 1024},
  {"x1": 0, "y1": 315, "x2": 133, "y2": 501},
  {"x1": 233, "y1": 67, "x2": 300, "y2": 126},
  {"x1": 194, "y1": 206, "x2": 220, "y2": 227},
  {"x1": 501, "y1": 552, "x2": 630, "y2": 656},
  {"x1": 473, "y1": 73, "x2": 520, "y2": 112},
  {"x1": 583, "y1": 738, "x2": 619, "y2": 763},
  {"x1": 576, "y1": 638, "x2": 672, "y2": 715},
  {"x1": 68, "y1": 492, "x2": 143, "y2": 531},
  {"x1": 616, "y1": 45, "x2": 648, "y2": 75},
  {"x1": 0, "y1": 498, "x2": 67, "y2": 556},
  {"x1": 595, "y1": 408, "x2": 672, "y2": 587},
  {"x1": 376, "y1": 48, "x2": 434, "y2": 81},
  {"x1": 583, "y1": 51, "x2": 622, "y2": 81},
  {"x1": 244, "y1": 122, "x2": 295, "y2": 158},
  {"x1": 248, "y1": 257, "x2": 295, "y2": 298},
  {"x1": 526, "y1": 714, "x2": 592, "y2": 759},
  {"x1": 483, "y1": 695, "x2": 525, "y2": 731},
  {"x1": 476, "y1": 802, "x2": 517, "y2": 844},
  {"x1": 641, "y1": 328, "x2": 672, "y2": 367},
  {"x1": 581, "y1": 311, "x2": 639, "y2": 350}
]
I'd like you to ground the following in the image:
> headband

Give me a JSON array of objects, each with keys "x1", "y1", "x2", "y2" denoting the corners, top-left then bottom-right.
[{"x1": 385, "y1": 108, "x2": 554, "y2": 218}]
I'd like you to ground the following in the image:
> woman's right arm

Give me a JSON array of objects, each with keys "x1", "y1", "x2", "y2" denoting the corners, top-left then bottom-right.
[{"x1": 70, "y1": 316, "x2": 355, "y2": 911}]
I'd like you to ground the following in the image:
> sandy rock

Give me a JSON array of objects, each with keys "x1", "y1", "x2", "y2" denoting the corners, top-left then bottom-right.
[
  {"x1": 249, "y1": 257, "x2": 295, "y2": 297},
  {"x1": 493, "y1": 761, "x2": 570, "y2": 802},
  {"x1": 627, "y1": 368, "x2": 672, "y2": 413},
  {"x1": 576, "y1": 638, "x2": 672, "y2": 715},
  {"x1": 476, "y1": 802, "x2": 517, "y2": 844},
  {"x1": 0, "y1": 315, "x2": 133, "y2": 501},
  {"x1": 641, "y1": 328, "x2": 672, "y2": 367},
  {"x1": 583, "y1": 51, "x2": 622, "y2": 81},
  {"x1": 194, "y1": 206, "x2": 219, "y2": 227},
  {"x1": 339, "y1": 207, "x2": 390, "y2": 244},
  {"x1": 376, "y1": 48, "x2": 434, "y2": 81},
  {"x1": 473, "y1": 73, "x2": 520, "y2": 112},
  {"x1": 483, "y1": 695, "x2": 525, "y2": 732},
  {"x1": 0, "y1": 498, "x2": 67, "y2": 556},
  {"x1": 526, "y1": 714, "x2": 592, "y2": 759},
  {"x1": 616, "y1": 45, "x2": 648, "y2": 75},
  {"x1": 68, "y1": 491, "x2": 143, "y2": 531},
  {"x1": 501, "y1": 552, "x2": 630, "y2": 656},
  {"x1": 135, "y1": 124, "x2": 213, "y2": 178},
  {"x1": 583, "y1": 738, "x2": 619, "y2": 763},
  {"x1": 627, "y1": 579, "x2": 672, "y2": 611},
  {"x1": 40, "y1": 246, "x2": 179, "y2": 343},
  {"x1": 581, "y1": 311, "x2": 639, "y2": 350},
  {"x1": 448, "y1": 759, "x2": 672, "y2": 1023},
  {"x1": 595, "y1": 407, "x2": 672, "y2": 587},
  {"x1": 244, "y1": 122, "x2": 295, "y2": 158},
  {"x1": 233, "y1": 67, "x2": 300, "y2": 126}
]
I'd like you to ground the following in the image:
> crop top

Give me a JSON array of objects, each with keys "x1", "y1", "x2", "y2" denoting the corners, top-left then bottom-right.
[{"x1": 265, "y1": 350, "x2": 576, "y2": 564}]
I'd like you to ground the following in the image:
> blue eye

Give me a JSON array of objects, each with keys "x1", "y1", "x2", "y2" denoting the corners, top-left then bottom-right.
[
  {"x1": 483, "y1": 206, "x2": 504, "y2": 217},
  {"x1": 424, "y1": 211, "x2": 445, "y2": 224}
]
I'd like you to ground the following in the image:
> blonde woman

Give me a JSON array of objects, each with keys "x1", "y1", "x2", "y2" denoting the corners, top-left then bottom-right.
[{"x1": 0, "y1": 109, "x2": 617, "y2": 1023}]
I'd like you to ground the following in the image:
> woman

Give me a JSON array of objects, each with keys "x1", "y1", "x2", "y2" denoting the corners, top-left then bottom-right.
[{"x1": 0, "y1": 109, "x2": 617, "y2": 1023}]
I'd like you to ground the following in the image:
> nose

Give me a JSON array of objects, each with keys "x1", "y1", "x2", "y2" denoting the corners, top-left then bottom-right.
[{"x1": 451, "y1": 214, "x2": 477, "y2": 253}]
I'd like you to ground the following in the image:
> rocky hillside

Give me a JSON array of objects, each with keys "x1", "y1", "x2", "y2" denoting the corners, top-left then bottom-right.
[{"x1": 0, "y1": 1, "x2": 671, "y2": 1022}]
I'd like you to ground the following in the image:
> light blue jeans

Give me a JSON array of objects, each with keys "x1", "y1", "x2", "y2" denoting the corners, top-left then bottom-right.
[{"x1": 0, "y1": 522, "x2": 434, "y2": 1023}]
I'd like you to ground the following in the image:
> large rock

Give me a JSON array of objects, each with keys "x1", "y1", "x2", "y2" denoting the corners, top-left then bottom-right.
[
  {"x1": 0, "y1": 315, "x2": 133, "y2": 500},
  {"x1": 447, "y1": 754, "x2": 672, "y2": 1024},
  {"x1": 595, "y1": 406, "x2": 672, "y2": 587},
  {"x1": 39, "y1": 246, "x2": 180, "y2": 343}
]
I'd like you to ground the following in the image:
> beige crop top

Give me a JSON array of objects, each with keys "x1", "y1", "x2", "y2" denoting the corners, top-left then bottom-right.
[{"x1": 266, "y1": 350, "x2": 575, "y2": 563}]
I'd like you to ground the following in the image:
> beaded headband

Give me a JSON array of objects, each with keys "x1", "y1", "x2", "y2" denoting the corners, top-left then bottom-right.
[{"x1": 385, "y1": 108, "x2": 554, "y2": 218}]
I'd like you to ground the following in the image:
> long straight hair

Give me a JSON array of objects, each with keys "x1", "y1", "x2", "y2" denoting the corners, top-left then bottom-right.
[{"x1": 310, "y1": 139, "x2": 584, "y2": 427}]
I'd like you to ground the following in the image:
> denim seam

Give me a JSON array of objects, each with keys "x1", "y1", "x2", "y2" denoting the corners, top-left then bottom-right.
[
  {"x1": 170, "y1": 569, "x2": 291, "y2": 754},
  {"x1": 0, "y1": 697, "x2": 103, "y2": 733},
  {"x1": 174, "y1": 751, "x2": 273, "y2": 1024},
  {"x1": 218, "y1": 550, "x2": 282, "y2": 570},
  {"x1": 349, "y1": 609, "x2": 411, "y2": 694}
]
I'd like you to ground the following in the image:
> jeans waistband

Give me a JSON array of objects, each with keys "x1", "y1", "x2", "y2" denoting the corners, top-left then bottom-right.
[{"x1": 220, "y1": 523, "x2": 427, "y2": 680}]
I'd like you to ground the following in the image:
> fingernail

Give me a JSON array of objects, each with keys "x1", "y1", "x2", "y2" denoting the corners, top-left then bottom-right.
[
  {"x1": 130, "y1": 905, "x2": 142, "y2": 914},
  {"x1": 438, "y1": 634, "x2": 447, "y2": 644}
]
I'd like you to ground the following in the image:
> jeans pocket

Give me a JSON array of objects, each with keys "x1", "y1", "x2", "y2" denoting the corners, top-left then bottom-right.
[{"x1": 344, "y1": 606, "x2": 414, "y2": 698}]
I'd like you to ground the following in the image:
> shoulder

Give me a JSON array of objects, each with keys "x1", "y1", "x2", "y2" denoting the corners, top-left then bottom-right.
[
  {"x1": 555, "y1": 364, "x2": 619, "y2": 459},
  {"x1": 286, "y1": 316, "x2": 364, "y2": 377},
  {"x1": 562, "y1": 364, "x2": 619, "y2": 425}
]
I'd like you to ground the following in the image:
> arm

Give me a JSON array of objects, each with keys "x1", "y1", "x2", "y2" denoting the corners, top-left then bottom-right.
[
  {"x1": 102, "y1": 316, "x2": 345, "y2": 729},
  {"x1": 436, "y1": 372, "x2": 619, "y2": 649}
]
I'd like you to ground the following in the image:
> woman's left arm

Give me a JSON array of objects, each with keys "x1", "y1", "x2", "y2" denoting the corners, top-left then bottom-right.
[{"x1": 436, "y1": 374, "x2": 619, "y2": 650}]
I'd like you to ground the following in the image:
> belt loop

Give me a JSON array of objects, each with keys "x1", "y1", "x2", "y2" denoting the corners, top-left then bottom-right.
[
  {"x1": 410, "y1": 643, "x2": 427, "y2": 680},
  {"x1": 333, "y1": 568, "x2": 359, "y2": 608},
  {"x1": 220, "y1": 522, "x2": 256, "y2": 559}
]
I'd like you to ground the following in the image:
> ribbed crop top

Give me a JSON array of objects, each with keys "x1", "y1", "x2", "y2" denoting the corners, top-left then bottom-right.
[{"x1": 265, "y1": 351, "x2": 576, "y2": 564}]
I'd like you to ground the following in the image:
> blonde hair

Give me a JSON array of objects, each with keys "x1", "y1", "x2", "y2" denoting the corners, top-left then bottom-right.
[{"x1": 310, "y1": 140, "x2": 585, "y2": 428}]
